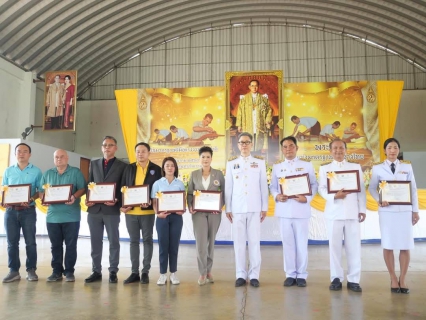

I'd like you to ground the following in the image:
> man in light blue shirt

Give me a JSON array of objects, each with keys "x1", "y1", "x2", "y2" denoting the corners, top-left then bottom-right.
[
  {"x1": 291, "y1": 116, "x2": 321, "y2": 136},
  {"x1": 39, "y1": 149, "x2": 86, "y2": 282},
  {"x1": 2, "y1": 143, "x2": 42, "y2": 283}
]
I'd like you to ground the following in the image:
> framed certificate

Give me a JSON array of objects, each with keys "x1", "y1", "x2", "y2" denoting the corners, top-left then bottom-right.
[
  {"x1": 87, "y1": 183, "x2": 116, "y2": 203},
  {"x1": 122, "y1": 185, "x2": 149, "y2": 207},
  {"x1": 42, "y1": 184, "x2": 73, "y2": 204},
  {"x1": 192, "y1": 191, "x2": 222, "y2": 212},
  {"x1": 1, "y1": 184, "x2": 31, "y2": 206},
  {"x1": 279, "y1": 173, "x2": 312, "y2": 198},
  {"x1": 327, "y1": 170, "x2": 361, "y2": 194},
  {"x1": 156, "y1": 191, "x2": 185, "y2": 213},
  {"x1": 379, "y1": 180, "x2": 412, "y2": 205}
]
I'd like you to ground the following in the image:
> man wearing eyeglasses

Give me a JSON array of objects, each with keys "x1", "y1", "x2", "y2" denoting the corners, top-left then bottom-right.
[
  {"x1": 225, "y1": 132, "x2": 269, "y2": 288},
  {"x1": 85, "y1": 136, "x2": 127, "y2": 284}
]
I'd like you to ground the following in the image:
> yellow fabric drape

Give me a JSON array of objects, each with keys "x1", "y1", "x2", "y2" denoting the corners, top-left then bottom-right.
[
  {"x1": 376, "y1": 81, "x2": 404, "y2": 161},
  {"x1": 115, "y1": 89, "x2": 138, "y2": 163}
]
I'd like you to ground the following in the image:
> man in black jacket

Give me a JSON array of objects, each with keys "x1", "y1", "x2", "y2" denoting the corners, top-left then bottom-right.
[{"x1": 120, "y1": 142, "x2": 162, "y2": 284}]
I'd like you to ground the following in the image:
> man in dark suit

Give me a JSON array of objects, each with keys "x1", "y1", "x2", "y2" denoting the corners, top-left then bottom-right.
[
  {"x1": 120, "y1": 142, "x2": 162, "y2": 284},
  {"x1": 85, "y1": 136, "x2": 127, "y2": 283}
]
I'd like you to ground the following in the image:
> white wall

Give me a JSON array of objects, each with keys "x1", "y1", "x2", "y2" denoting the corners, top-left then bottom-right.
[{"x1": 0, "y1": 57, "x2": 36, "y2": 140}]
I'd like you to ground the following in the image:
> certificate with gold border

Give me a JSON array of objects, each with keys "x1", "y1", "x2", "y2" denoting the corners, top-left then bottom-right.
[
  {"x1": 192, "y1": 191, "x2": 222, "y2": 212},
  {"x1": 156, "y1": 191, "x2": 185, "y2": 213},
  {"x1": 379, "y1": 180, "x2": 412, "y2": 205},
  {"x1": 327, "y1": 170, "x2": 361, "y2": 194},
  {"x1": 279, "y1": 173, "x2": 312, "y2": 198},
  {"x1": 1, "y1": 184, "x2": 31, "y2": 206}
]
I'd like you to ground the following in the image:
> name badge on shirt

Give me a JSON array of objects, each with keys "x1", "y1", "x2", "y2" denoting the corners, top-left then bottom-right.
[
  {"x1": 250, "y1": 162, "x2": 258, "y2": 168},
  {"x1": 296, "y1": 168, "x2": 304, "y2": 172}
]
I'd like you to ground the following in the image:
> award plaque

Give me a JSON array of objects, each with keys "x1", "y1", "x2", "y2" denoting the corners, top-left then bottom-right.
[
  {"x1": 379, "y1": 180, "x2": 412, "y2": 205},
  {"x1": 42, "y1": 184, "x2": 73, "y2": 204},
  {"x1": 279, "y1": 173, "x2": 312, "y2": 198},
  {"x1": 122, "y1": 185, "x2": 149, "y2": 207},
  {"x1": 192, "y1": 190, "x2": 222, "y2": 212},
  {"x1": 87, "y1": 183, "x2": 116, "y2": 203},
  {"x1": 327, "y1": 170, "x2": 361, "y2": 194},
  {"x1": 1, "y1": 184, "x2": 31, "y2": 206},
  {"x1": 156, "y1": 191, "x2": 185, "y2": 213}
]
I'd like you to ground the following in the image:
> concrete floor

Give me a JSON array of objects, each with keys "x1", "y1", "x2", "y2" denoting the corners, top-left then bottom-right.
[{"x1": 0, "y1": 237, "x2": 425, "y2": 320}]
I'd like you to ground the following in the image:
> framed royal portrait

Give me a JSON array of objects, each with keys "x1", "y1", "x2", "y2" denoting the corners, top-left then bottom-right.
[
  {"x1": 225, "y1": 70, "x2": 283, "y2": 165},
  {"x1": 43, "y1": 70, "x2": 77, "y2": 132}
]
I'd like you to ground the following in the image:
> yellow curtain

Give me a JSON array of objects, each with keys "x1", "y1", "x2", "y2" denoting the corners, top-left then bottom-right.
[
  {"x1": 376, "y1": 81, "x2": 404, "y2": 161},
  {"x1": 115, "y1": 89, "x2": 138, "y2": 163}
]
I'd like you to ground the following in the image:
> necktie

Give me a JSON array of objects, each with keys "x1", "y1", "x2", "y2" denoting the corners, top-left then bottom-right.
[
  {"x1": 104, "y1": 159, "x2": 109, "y2": 169},
  {"x1": 390, "y1": 163, "x2": 395, "y2": 174}
]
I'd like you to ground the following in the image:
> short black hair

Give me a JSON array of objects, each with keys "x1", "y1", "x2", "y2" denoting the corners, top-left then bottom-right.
[
  {"x1": 333, "y1": 121, "x2": 341, "y2": 126},
  {"x1": 351, "y1": 122, "x2": 357, "y2": 126},
  {"x1": 280, "y1": 136, "x2": 297, "y2": 147},
  {"x1": 135, "y1": 142, "x2": 150, "y2": 152},
  {"x1": 161, "y1": 157, "x2": 179, "y2": 178},
  {"x1": 384, "y1": 137, "x2": 400, "y2": 149},
  {"x1": 199, "y1": 146, "x2": 213, "y2": 156},
  {"x1": 329, "y1": 138, "x2": 346, "y2": 149},
  {"x1": 291, "y1": 115, "x2": 298, "y2": 121},
  {"x1": 249, "y1": 79, "x2": 259, "y2": 86},
  {"x1": 15, "y1": 143, "x2": 31, "y2": 153},
  {"x1": 64, "y1": 75, "x2": 71, "y2": 80},
  {"x1": 204, "y1": 113, "x2": 213, "y2": 119},
  {"x1": 103, "y1": 136, "x2": 117, "y2": 144},
  {"x1": 238, "y1": 132, "x2": 253, "y2": 142},
  {"x1": 170, "y1": 125, "x2": 177, "y2": 130}
]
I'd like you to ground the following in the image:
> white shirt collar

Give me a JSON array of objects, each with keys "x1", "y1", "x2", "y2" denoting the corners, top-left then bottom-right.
[{"x1": 332, "y1": 159, "x2": 346, "y2": 168}]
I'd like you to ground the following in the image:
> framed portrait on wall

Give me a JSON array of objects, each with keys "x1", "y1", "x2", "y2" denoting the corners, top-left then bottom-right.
[
  {"x1": 225, "y1": 70, "x2": 283, "y2": 165},
  {"x1": 43, "y1": 70, "x2": 77, "y2": 131}
]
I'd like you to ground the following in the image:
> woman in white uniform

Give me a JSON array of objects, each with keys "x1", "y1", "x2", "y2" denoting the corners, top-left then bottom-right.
[{"x1": 369, "y1": 138, "x2": 420, "y2": 294}]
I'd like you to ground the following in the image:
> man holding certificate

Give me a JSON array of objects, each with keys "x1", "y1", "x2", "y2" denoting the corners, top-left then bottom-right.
[
  {"x1": 39, "y1": 149, "x2": 86, "y2": 282},
  {"x1": 369, "y1": 138, "x2": 419, "y2": 294},
  {"x1": 120, "y1": 142, "x2": 162, "y2": 284},
  {"x1": 225, "y1": 132, "x2": 269, "y2": 288},
  {"x1": 269, "y1": 136, "x2": 318, "y2": 288},
  {"x1": 318, "y1": 139, "x2": 366, "y2": 292},
  {"x1": 85, "y1": 136, "x2": 127, "y2": 284},
  {"x1": 2, "y1": 143, "x2": 42, "y2": 283}
]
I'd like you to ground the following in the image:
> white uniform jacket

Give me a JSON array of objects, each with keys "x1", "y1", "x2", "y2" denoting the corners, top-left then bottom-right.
[
  {"x1": 225, "y1": 155, "x2": 269, "y2": 214},
  {"x1": 270, "y1": 157, "x2": 318, "y2": 219},
  {"x1": 318, "y1": 160, "x2": 366, "y2": 220},
  {"x1": 369, "y1": 160, "x2": 419, "y2": 212}
]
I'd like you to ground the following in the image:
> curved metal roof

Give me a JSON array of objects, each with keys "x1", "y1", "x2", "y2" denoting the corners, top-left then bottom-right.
[{"x1": 1, "y1": 0, "x2": 425, "y2": 96}]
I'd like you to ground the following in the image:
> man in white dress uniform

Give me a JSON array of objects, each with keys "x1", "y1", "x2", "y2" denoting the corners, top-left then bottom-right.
[
  {"x1": 270, "y1": 136, "x2": 318, "y2": 287},
  {"x1": 225, "y1": 132, "x2": 269, "y2": 287},
  {"x1": 318, "y1": 139, "x2": 366, "y2": 292}
]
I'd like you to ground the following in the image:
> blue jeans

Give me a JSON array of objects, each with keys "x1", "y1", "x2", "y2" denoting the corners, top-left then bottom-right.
[
  {"x1": 156, "y1": 213, "x2": 183, "y2": 274},
  {"x1": 4, "y1": 207, "x2": 37, "y2": 272},
  {"x1": 46, "y1": 222, "x2": 80, "y2": 275}
]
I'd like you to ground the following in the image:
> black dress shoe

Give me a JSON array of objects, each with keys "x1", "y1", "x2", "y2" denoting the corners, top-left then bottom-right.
[
  {"x1": 250, "y1": 279, "x2": 260, "y2": 287},
  {"x1": 141, "y1": 273, "x2": 149, "y2": 284},
  {"x1": 109, "y1": 271, "x2": 118, "y2": 283},
  {"x1": 296, "y1": 278, "x2": 307, "y2": 287},
  {"x1": 347, "y1": 282, "x2": 362, "y2": 292},
  {"x1": 329, "y1": 278, "x2": 342, "y2": 291},
  {"x1": 399, "y1": 282, "x2": 409, "y2": 294},
  {"x1": 235, "y1": 278, "x2": 247, "y2": 287},
  {"x1": 85, "y1": 272, "x2": 102, "y2": 283},
  {"x1": 123, "y1": 273, "x2": 140, "y2": 284},
  {"x1": 283, "y1": 277, "x2": 296, "y2": 287}
]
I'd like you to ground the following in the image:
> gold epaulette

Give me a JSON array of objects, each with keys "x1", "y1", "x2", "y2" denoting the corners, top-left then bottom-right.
[
  {"x1": 400, "y1": 160, "x2": 411, "y2": 164},
  {"x1": 372, "y1": 161, "x2": 383, "y2": 166},
  {"x1": 228, "y1": 156, "x2": 238, "y2": 161},
  {"x1": 253, "y1": 155, "x2": 264, "y2": 160},
  {"x1": 347, "y1": 159, "x2": 358, "y2": 163},
  {"x1": 320, "y1": 161, "x2": 332, "y2": 166},
  {"x1": 299, "y1": 158, "x2": 311, "y2": 162},
  {"x1": 274, "y1": 159, "x2": 284, "y2": 164}
]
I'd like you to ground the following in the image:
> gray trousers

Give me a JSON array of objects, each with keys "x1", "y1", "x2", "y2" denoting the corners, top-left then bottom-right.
[
  {"x1": 192, "y1": 212, "x2": 221, "y2": 275},
  {"x1": 87, "y1": 213, "x2": 120, "y2": 273},
  {"x1": 125, "y1": 214, "x2": 155, "y2": 274}
]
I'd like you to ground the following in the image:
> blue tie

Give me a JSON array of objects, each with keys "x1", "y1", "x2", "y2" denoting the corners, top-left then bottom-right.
[{"x1": 391, "y1": 163, "x2": 395, "y2": 174}]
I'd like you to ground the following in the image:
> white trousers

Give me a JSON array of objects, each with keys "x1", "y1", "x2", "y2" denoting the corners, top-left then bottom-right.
[
  {"x1": 232, "y1": 212, "x2": 261, "y2": 280},
  {"x1": 278, "y1": 218, "x2": 310, "y2": 279},
  {"x1": 326, "y1": 219, "x2": 361, "y2": 283}
]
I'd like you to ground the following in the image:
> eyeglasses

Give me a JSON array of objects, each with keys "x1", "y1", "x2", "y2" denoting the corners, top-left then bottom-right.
[
  {"x1": 238, "y1": 141, "x2": 252, "y2": 145},
  {"x1": 102, "y1": 144, "x2": 116, "y2": 148}
]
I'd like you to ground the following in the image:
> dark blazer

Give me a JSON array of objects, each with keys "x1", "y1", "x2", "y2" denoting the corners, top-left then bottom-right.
[
  {"x1": 87, "y1": 157, "x2": 127, "y2": 215},
  {"x1": 121, "y1": 161, "x2": 162, "y2": 211},
  {"x1": 187, "y1": 168, "x2": 225, "y2": 210}
]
